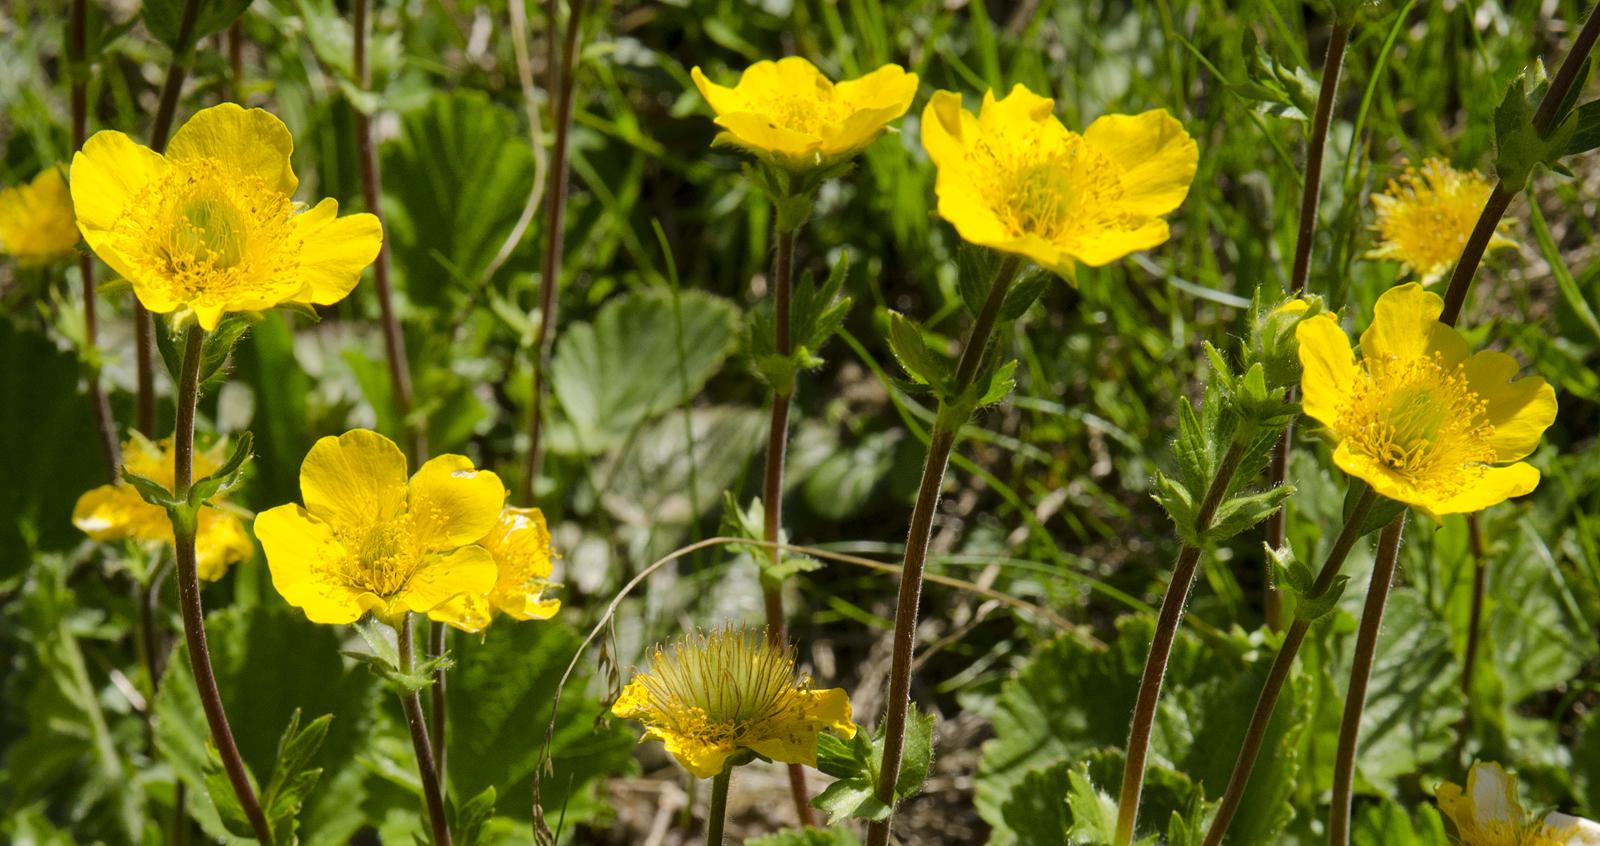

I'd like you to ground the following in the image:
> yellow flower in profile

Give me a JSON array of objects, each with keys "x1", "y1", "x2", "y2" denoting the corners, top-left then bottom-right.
[
  {"x1": 690, "y1": 57, "x2": 917, "y2": 171},
  {"x1": 254, "y1": 429, "x2": 506, "y2": 626},
  {"x1": 921, "y1": 84, "x2": 1198, "y2": 281},
  {"x1": 72, "y1": 434, "x2": 253, "y2": 581},
  {"x1": 612, "y1": 626, "x2": 856, "y2": 779},
  {"x1": 1368, "y1": 158, "x2": 1519, "y2": 285},
  {"x1": 0, "y1": 165, "x2": 80, "y2": 265},
  {"x1": 1297, "y1": 284, "x2": 1557, "y2": 520},
  {"x1": 428, "y1": 506, "x2": 562, "y2": 633},
  {"x1": 70, "y1": 103, "x2": 382, "y2": 330},
  {"x1": 1437, "y1": 761, "x2": 1600, "y2": 845}
]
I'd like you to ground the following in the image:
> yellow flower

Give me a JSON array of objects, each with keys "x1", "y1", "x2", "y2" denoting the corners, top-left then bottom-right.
[
  {"x1": 690, "y1": 57, "x2": 917, "y2": 171},
  {"x1": 70, "y1": 103, "x2": 382, "y2": 330},
  {"x1": 1297, "y1": 284, "x2": 1557, "y2": 520},
  {"x1": 612, "y1": 626, "x2": 856, "y2": 779},
  {"x1": 1367, "y1": 158, "x2": 1519, "y2": 285},
  {"x1": 1437, "y1": 761, "x2": 1600, "y2": 845},
  {"x1": 921, "y1": 84, "x2": 1197, "y2": 281},
  {"x1": 254, "y1": 429, "x2": 506, "y2": 626},
  {"x1": 0, "y1": 165, "x2": 81, "y2": 265},
  {"x1": 428, "y1": 506, "x2": 562, "y2": 633},
  {"x1": 72, "y1": 433, "x2": 253, "y2": 581}
]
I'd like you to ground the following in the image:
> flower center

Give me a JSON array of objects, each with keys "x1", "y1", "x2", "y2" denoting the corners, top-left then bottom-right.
[
  {"x1": 637, "y1": 630, "x2": 807, "y2": 744},
  {"x1": 761, "y1": 93, "x2": 852, "y2": 137},
  {"x1": 969, "y1": 129, "x2": 1125, "y2": 243},
  {"x1": 346, "y1": 514, "x2": 423, "y2": 597},
  {"x1": 111, "y1": 157, "x2": 302, "y2": 308},
  {"x1": 1375, "y1": 162, "x2": 1491, "y2": 274},
  {"x1": 1338, "y1": 352, "x2": 1495, "y2": 498}
]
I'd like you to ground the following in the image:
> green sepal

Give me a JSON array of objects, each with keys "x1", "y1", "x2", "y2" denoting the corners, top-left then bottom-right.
[
  {"x1": 999, "y1": 265, "x2": 1051, "y2": 320},
  {"x1": 188, "y1": 431, "x2": 254, "y2": 508},
  {"x1": 1343, "y1": 480, "x2": 1408, "y2": 537},
  {"x1": 198, "y1": 313, "x2": 261, "y2": 387},
  {"x1": 453, "y1": 786, "x2": 498, "y2": 846},
  {"x1": 261, "y1": 709, "x2": 333, "y2": 846},
  {"x1": 1232, "y1": 30, "x2": 1318, "y2": 121},
  {"x1": 276, "y1": 301, "x2": 324, "y2": 323},
  {"x1": 1267, "y1": 542, "x2": 1349, "y2": 623},
  {"x1": 885, "y1": 310, "x2": 952, "y2": 391},
  {"x1": 812, "y1": 705, "x2": 936, "y2": 823}
]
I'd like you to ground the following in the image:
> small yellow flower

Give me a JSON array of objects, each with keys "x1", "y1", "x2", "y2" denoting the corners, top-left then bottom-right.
[
  {"x1": 70, "y1": 103, "x2": 382, "y2": 330},
  {"x1": 921, "y1": 84, "x2": 1198, "y2": 281},
  {"x1": 690, "y1": 57, "x2": 917, "y2": 171},
  {"x1": 254, "y1": 429, "x2": 506, "y2": 626},
  {"x1": 72, "y1": 434, "x2": 253, "y2": 581},
  {"x1": 612, "y1": 626, "x2": 856, "y2": 779},
  {"x1": 1297, "y1": 284, "x2": 1557, "y2": 520},
  {"x1": 1436, "y1": 761, "x2": 1600, "y2": 845},
  {"x1": 428, "y1": 506, "x2": 562, "y2": 633},
  {"x1": 0, "y1": 165, "x2": 81, "y2": 265},
  {"x1": 1367, "y1": 158, "x2": 1519, "y2": 285}
]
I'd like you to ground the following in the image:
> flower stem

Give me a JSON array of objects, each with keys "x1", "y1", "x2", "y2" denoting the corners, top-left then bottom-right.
[
  {"x1": 429, "y1": 620, "x2": 448, "y2": 785},
  {"x1": 865, "y1": 255, "x2": 1022, "y2": 846},
  {"x1": 351, "y1": 0, "x2": 423, "y2": 465},
  {"x1": 705, "y1": 766, "x2": 732, "y2": 846},
  {"x1": 1457, "y1": 512, "x2": 1488, "y2": 756},
  {"x1": 1438, "y1": 3, "x2": 1600, "y2": 328},
  {"x1": 1327, "y1": 513, "x2": 1406, "y2": 845},
  {"x1": 69, "y1": 0, "x2": 119, "y2": 478},
  {"x1": 520, "y1": 0, "x2": 589, "y2": 503},
  {"x1": 759, "y1": 223, "x2": 819, "y2": 827},
  {"x1": 1115, "y1": 437, "x2": 1251, "y2": 846},
  {"x1": 1266, "y1": 20, "x2": 1351, "y2": 629},
  {"x1": 1201, "y1": 487, "x2": 1379, "y2": 846},
  {"x1": 170, "y1": 324, "x2": 272, "y2": 844},
  {"x1": 398, "y1": 615, "x2": 454, "y2": 846}
]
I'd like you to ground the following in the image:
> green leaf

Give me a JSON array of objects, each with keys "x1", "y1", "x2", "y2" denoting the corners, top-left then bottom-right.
[
  {"x1": 203, "y1": 750, "x2": 262, "y2": 839},
  {"x1": 188, "y1": 431, "x2": 254, "y2": 507},
  {"x1": 1205, "y1": 485, "x2": 1294, "y2": 544},
  {"x1": 746, "y1": 827, "x2": 862, "y2": 846},
  {"x1": 453, "y1": 786, "x2": 497, "y2": 846},
  {"x1": 995, "y1": 761, "x2": 1072, "y2": 845},
  {"x1": 885, "y1": 310, "x2": 949, "y2": 388},
  {"x1": 259, "y1": 709, "x2": 334, "y2": 845},
  {"x1": 1345, "y1": 590, "x2": 1463, "y2": 789},
  {"x1": 801, "y1": 431, "x2": 898, "y2": 521},
  {"x1": 810, "y1": 705, "x2": 935, "y2": 823},
  {"x1": 120, "y1": 466, "x2": 180, "y2": 509},
  {"x1": 1232, "y1": 30, "x2": 1318, "y2": 120},
  {"x1": 999, "y1": 266, "x2": 1052, "y2": 320},
  {"x1": 199, "y1": 314, "x2": 260, "y2": 387},
  {"x1": 549, "y1": 290, "x2": 739, "y2": 455},
  {"x1": 1563, "y1": 100, "x2": 1600, "y2": 156},
  {"x1": 1065, "y1": 763, "x2": 1119, "y2": 844},
  {"x1": 1344, "y1": 480, "x2": 1408, "y2": 537},
  {"x1": 1351, "y1": 798, "x2": 1448, "y2": 846},
  {"x1": 144, "y1": 0, "x2": 252, "y2": 50}
]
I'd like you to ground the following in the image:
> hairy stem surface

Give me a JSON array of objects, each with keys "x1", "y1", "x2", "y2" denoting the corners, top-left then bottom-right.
[{"x1": 399, "y1": 616, "x2": 453, "y2": 846}]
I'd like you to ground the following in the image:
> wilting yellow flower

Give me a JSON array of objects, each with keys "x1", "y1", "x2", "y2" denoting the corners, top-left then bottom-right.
[
  {"x1": 921, "y1": 84, "x2": 1197, "y2": 281},
  {"x1": 254, "y1": 429, "x2": 506, "y2": 626},
  {"x1": 1437, "y1": 761, "x2": 1600, "y2": 845},
  {"x1": 73, "y1": 434, "x2": 253, "y2": 580},
  {"x1": 690, "y1": 57, "x2": 917, "y2": 171},
  {"x1": 71, "y1": 103, "x2": 382, "y2": 330},
  {"x1": 1368, "y1": 158, "x2": 1519, "y2": 285},
  {"x1": 428, "y1": 506, "x2": 561, "y2": 633},
  {"x1": 1297, "y1": 284, "x2": 1557, "y2": 520},
  {"x1": 612, "y1": 626, "x2": 856, "y2": 779},
  {"x1": 0, "y1": 165, "x2": 80, "y2": 265}
]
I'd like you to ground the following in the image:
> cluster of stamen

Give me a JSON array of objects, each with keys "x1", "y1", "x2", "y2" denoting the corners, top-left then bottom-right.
[
  {"x1": 633, "y1": 627, "x2": 808, "y2": 746},
  {"x1": 335, "y1": 513, "x2": 424, "y2": 597},
  {"x1": 1337, "y1": 351, "x2": 1495, "y2": 499},
  {"x1": 969, "y1": 126, "x2": 1125, "y2": 243},
  {"x1": 110, "y1": 157, "x2": 302, "y2": 308},
  {"x1": 1373, "y1": 159, "x2": 1492, "y2": 273},
  {"x1": 757, "y1": 90, "x2": 853, "y2": 136}
]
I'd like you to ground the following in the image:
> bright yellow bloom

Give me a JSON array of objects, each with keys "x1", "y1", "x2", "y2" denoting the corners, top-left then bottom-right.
[
  {"x1": 428, "y1": 506, "x2": 562, "y2": 633},
  {"x1": 72, "y1": 434, "x2": 253, "y2": 581},
  {"x1": 1437, "y1": 761, "x2": 1600, "y2": 845},
  {"x1": 0, "y1": 165, "x2": 80, "y2": 265},
  {"x1": 254, "y1": 429, "x2": 506, "y2": 626},
  {"x1": 1367, "y1": 158, "x2": 1519, "y2": 285},
  {"x1": 1297, "y1": 284, "x2": 1557, "y2": 520},
  {"x1": 690, "y1": 57, "x2": 917, "y2": 171},
  {"x1": 612, "y1": 626, "x2": 856, "y2": 779},
  {"x1": 70, "y1": 103, "x2": 382, "y2": 330},
  {"x1": 921, "y1": 84, "x2": 1197, "y2": 281}
]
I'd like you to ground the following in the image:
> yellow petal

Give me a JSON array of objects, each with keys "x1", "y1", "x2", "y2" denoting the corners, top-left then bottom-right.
[
  {"x1": 407, "y1": 455, "x2": 505, "y2": 552},
  {"x1": 834, "y1": 64, "x2": 918, "y2": 114},
  {"x1": 711, "y1": 113, "x2": 823, "y2": 159},
  {"x1": 1428, "y1": 463, "x2": 1540, "y2": 519},
  {"x1": 611, "y1": 677, "x2": 654, "y2": 720},
  {"x1": 805, "y1": 687, "x2": 857, "y2": 737},
  {"x1": 166, "y1": 104, "x2": 298, "y2": 196},
  {"x1": 1462, "y1": 351, "x2": 1558, "y2": 462},
  {"x1": 494, "y1": 591, "x2": 561, "y2": 621},
  {"x1": 392, "y1": 545, "x2": 497, "y2": 615},
  {"x1": 70, "y1": 131, "x2": 167, "y2": 271},
  {"x1": 300, "y1": 429, "x2": 409, "y2": 533},
  {"x1": 980, "y1": 83, "x2": 1056, "y2": 129},
  {"x1": 1068, "y1": 218, "x2": 1171, "y2": 267},
  {"x1": 73, "y1": 483, "x2": 166, "y2": 542},
  {"x1": 195, "y1": 507, "x2": 253, "y2": 581},
  {"x1": 689, "y1": 66, "x2": 743, "y2": 116},
  {"x1": 1331, "y1": 442, "x2": 1429, "y2": 514},
  {"x1": 254, "y1": 504, "x2": 365, "y2": 624},
  {"x1": 1359, "y1": 283, "x2": 1466, "y2": 369},
  {"x1": 1466, "y1": 761, "x2": 1524, "y2": 829},
  {"x1": 746, "y1": 723, "x2": 825, "y2": 768},
  {"x1": 1435, "y1": 779, "x2": 1472, "y2": 836},
  {"x1": 427, "y1": 592, "x2": 493, "y2": 634},
  {"x1": 1296, "y1": 314, "x2": 1357, "y2": 431},
  {"x1": 1083, "y1": 109, "x2": 1199, "y2": 216},
  {"x1": 920, "y1": 90, "x2": 971, "y2": 169},
  {"x1": 290, "y1": 200, "x2": 382, "y2": 305},
  {"x1": 660, "y1": 730, "x2": 737, "y2": 779}
]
